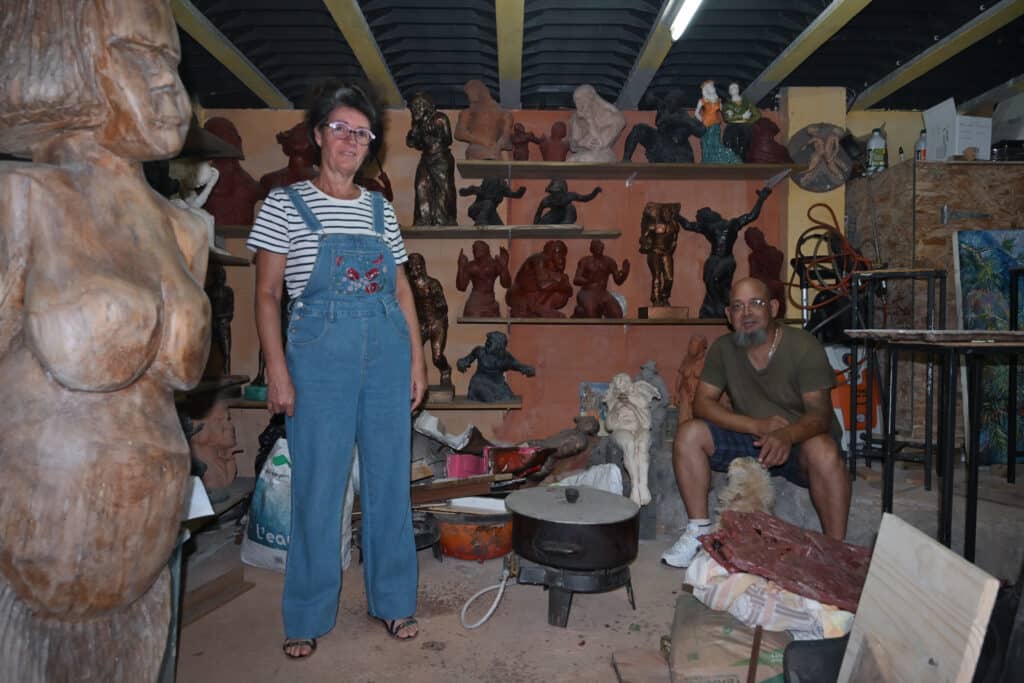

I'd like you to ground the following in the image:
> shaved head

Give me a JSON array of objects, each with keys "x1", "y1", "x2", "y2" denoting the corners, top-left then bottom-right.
[{"x1": 730, "y1": 277, "x2": 771, "y2": 302}]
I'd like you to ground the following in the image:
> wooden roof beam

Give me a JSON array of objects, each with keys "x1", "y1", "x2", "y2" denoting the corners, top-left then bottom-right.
[
  {"x1": 321, "y1": 0, "x2": 404, "y2": 109},
  {"x1": 615, "y1": 0, "x2": 677, "y2": 109},
  {"x1": 496, "y1": 0, "x2": 525, "y2": 109},
  {"x1": 171, "y1": 0, "x2": 292, "y2": 108},
  {"x1": 743, "y1": 0, "x2": 870, "y2": 105},
  {"x1": 851, "y1": 0, "x2": 1024, "y2": 111}
]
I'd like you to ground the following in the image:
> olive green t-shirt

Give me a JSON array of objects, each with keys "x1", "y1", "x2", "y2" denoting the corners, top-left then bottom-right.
[{"x1": 700, "y1": 325, "x2": 837, "y2": 429}]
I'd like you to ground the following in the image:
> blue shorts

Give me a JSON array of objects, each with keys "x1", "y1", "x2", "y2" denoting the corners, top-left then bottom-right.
[{"x1": 707, "y1": 422, "x2": 808, "y2": 488}]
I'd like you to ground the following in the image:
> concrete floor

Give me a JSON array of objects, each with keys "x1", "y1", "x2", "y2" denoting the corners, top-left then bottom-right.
[{"x1": 177, "y1": 465, "x2": 1024, "y2": 682}]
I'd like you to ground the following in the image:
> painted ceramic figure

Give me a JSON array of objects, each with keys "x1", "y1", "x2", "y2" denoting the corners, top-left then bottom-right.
[
  {"x1": 456, "y1": 240, "x2": 512, "y2": 318},
  {"x1": 506, "y1": 239, "x2": 573, "y2": 318},
  {"x1": 453, "y1": 80, "x2": 513, "y2": 160},
  {"x1": 407, "y1": 92, "x2": 458, "y2": 226},
  {"x1": 456, "y1": 331, "x2": 535, "y2": 402},
  {"x1": 571, "y1": 239, "x2": 630, "y2": 319},
  {"x1": 694, "y1": 80, "x2": 742, "y2": 164},
  {"x1": 566, "y1": 84, "x2": 626, "y2": 163},
  {"x1": 0, "y1": 1, "x2": 211, "y2": 679},
  {"x1": 623, "y1": 89, "x2": 705, "y2": 163},
  {"x1": 458, "y1": 177, "x2": 526, "y2": 226},
  {"x1": 721, "y1": 83, "x2": 760, "y2": 160},
  {"x1": 534, "y1": 179, "x2": 601, "y2": 224}
]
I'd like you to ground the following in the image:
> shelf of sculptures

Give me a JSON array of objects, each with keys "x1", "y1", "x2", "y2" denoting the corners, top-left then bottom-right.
[
  {"x1": 457, "y1": 160, "x2": 804, "y2": 181},
  {"x1": 226, "y1": 396, "x2": 522, "y2": 411},
  {"x1": 400, "y1": 224, "x2": 621, "y2": 239}
]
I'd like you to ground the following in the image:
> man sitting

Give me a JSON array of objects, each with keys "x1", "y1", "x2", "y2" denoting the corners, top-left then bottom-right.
[{"x1": 662, "y1": 277, "x2": 850, "y2": 568}]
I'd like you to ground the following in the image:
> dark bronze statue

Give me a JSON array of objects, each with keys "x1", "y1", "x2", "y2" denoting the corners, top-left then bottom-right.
[
  {"x1": 457, "y1": 331, "x2": 535, "y2": 402},
  {"x1": 0, "y1": 1, "x2": 211, "y2": 679},
  {"x1": 510, "y1": 122, "x2": 540, "y2": 161},
  {"x1": 406, "y1": 253, "x2": 453, "y2": 393},
  {"x1": 639, "y1": 202, "x2": 682, "y2": 307},
  {"x1": 538, "y1": 121, "x2": 570, "y2": 162},
  {"x1": 259, "y1": 121, "x2": 318, "y2": 192},
  {"x1": 202, "y1": 117, "x2": 267, "y2": 226},
  {"x1": 534, "y1": 179, "x2": 601, "y2": 225},
  {"x1": 572, "y1": 239, "x2": 630, "y2": 318},
  {"x1": 407, "y1": 92, "x2": 457, "y2": 226},
  {"x1": 683, "y1": 188, "x2": 772, "y2": 318},
  {"x1": 745, "y1": 227, "x2": 786, "y2": 317},
  {"x1": 623, "y1": 89, "x2": 705, "y2": 163},
  {"x1": 205, "y1": 261, "x2": 234, "y2": 376},
  {"x1": 456, "y1": 240, "x2": 511, "y2": 318},
  {"x1": 506, "y1": 239, "x2": 573, "y2": 318},
  {"x1": 458, "y1": 177, "x2": 526, "y2": 226}
]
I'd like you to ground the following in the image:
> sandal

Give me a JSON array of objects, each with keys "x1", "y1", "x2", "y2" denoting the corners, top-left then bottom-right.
[
  {"x1": 382, "y1": 617, "x2": 419, "y2": 641},
  {"x1": 282, "y1": 638, "x2": 317, "y2": 659}
]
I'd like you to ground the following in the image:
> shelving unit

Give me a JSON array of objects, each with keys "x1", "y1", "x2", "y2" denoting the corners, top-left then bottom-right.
[
  {"x1": 215, "y1": 225, "x2": 251, "y2": 239},
  {"x1": 210, "y1": 250, "x2": 250, "y2": 267},
  {"x1": 457, "y1": 316, "x2": 729, "y2": 326},
  {"x1": 176, "y1": 374, "x2": 250, "y2": 405},
  {"x1": 401, "y1": 225, "x2": 621, "y2": 239},
  {"x1": 227, "y1": 396, "x2": 521, "y2": 411},
  {"x1": 457, "y1": 160, "x2": 803, "y2": 181}
]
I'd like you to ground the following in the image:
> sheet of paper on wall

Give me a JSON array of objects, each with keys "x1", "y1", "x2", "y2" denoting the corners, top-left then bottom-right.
[{"x1": 923, "y1": 97, "x2": 992, "y2": 161}]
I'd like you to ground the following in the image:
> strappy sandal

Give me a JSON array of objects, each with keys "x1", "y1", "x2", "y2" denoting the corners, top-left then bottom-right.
[
  {"x1": 282, "y1": 638, "x2": 317, "y2": 659},
  {"x1": 381, "y1": 617, "x2": 419, "y2": 641}
]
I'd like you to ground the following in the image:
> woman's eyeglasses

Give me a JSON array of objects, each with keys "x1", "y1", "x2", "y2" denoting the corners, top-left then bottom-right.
[{"x1": 323, "y1": 120, "x2": 376, "y2": 146}]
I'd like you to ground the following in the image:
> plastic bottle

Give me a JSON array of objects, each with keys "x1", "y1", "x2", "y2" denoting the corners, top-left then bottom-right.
[
  {"x1": 914, "y1": 129, "x2": 927, "y2": 161},
  {"x1": 866, "y1": 128, "x2": 887, "y2": 174}
]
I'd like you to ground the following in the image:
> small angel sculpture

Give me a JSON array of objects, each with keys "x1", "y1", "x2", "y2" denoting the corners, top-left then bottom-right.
[{"x1": 604, "y1": 373, "x2": 661, "y2": 506}]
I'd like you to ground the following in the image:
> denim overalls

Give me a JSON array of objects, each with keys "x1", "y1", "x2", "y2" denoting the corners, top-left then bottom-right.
[{"x1": 281, "y1": 186, "x2": 417, "y2": 640}]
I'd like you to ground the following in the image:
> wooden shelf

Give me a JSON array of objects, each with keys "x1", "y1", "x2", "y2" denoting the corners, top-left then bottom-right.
[
  {"x1": 215, "y1": 225, "x2": 251, "y2": 239},
  {"x1": 210, "y1": 250, "x2": 250, "y2": 267},
  {"x1": 228, "y1": 395, "x2": 521, "y2": 411},
  {"x1": 456, "y1": 316, "x2": 732, "y2": 326},
  {"x1": 401, "y1": 224, "x2": 621, "y2": 239},
  {"x1": 177, "y1": 375, "x2": 250, "y2": 403},
  {"x1": 457, "y1": 160, "x2": 804, "y2": 181}
]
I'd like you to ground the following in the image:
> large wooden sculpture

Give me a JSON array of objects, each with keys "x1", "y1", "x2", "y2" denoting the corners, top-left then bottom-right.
[{"x1": 0, "y1": 1, "x2": 211, "y2": 680}]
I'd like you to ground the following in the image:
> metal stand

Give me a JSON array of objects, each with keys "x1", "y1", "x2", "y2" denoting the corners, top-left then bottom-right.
[
  {"x1": 516, "y1": 557, "x2": 635, "y2": 628},
  {"x1": 1008, "y1": 266, "x2": 1024, "y2": 484}
]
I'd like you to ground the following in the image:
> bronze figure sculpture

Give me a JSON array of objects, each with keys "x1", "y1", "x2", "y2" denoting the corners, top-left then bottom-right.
[
  {"x1": 572, "y1": 239, "x2": 630, "y2": 318},
  {"x1": 533, "y1": 179, "x2": 601, "y2": 224},
  {"x1": 406, "y1": 253, "x2": 453, "y2": 395},
  {"x1": 0, "y1": 1, "x2": 211, "y2": 679},
  {"x1": 623, "y1": 89, "x2": 705, "y2": 163},
  {"x1": 456, "y1": 331, "x2": 535, "y2": 402},
  {"x1": 506, "y1": 239, "x2": 573, "y2": 318},
  {"x1": 510, "y1": 122, "x2": 540, "y2": 161},
  {"x1": 407, "y1": 92, "x2": 458, "y2": 226},
  {"x1": 458, "y1": 177, "x2": 526, "y2": 226},
  {"x1": 639, "y1": 202, "x2": 683, "y2": 307},
  {"x1": 453, "y1": 80, "x2": 513, "y2": 160},
  {"x1": 683, "y1": 188, "x2": 772, "y2": 318},
  {"x1": 456, "y1": 240, "x2": 511, "y2": 318}
]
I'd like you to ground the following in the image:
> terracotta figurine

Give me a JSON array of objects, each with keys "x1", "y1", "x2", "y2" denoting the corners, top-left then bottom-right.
[
  {"x1": 694, "y1": 80, "x2": 742, "y2": 164},
  {"x1": 456, "y1": 240, "x2": 511, "y2": 318},
  {"x1": 407, "y1": 92, "x2": 458, "y2": 226},
  {"x1": 746, "y1": 118, "x2": 792, "y2": 164},
  {"x1": 0, "y1": 1, "x2": 211, "y2": 679},
  {"x1": 639, "y1": 202, "x2": 682, "y2": 307},
  {"x1": 683, "y1": 187, "x2": 772, "y2": 318},
  {"x1": 721, "y1": 82, "x2": 761, "y2": 161},
  {"x1": 510, "y1": 122, "x2": 540, "y2": 161},
  {"x1": 745, "y1": 227, "x2": 787, "y2": 317},
  {"x1": 604, "y1": 373, "x2": 660, "y2": 506},
  {"x1": 673, "y1": 335, "x2": 709, "y2": 420},
  {"x1": 506, "y1": 239, "x2": 574, "y2": 318},
  {"x1": 454, "y1": 79, "x2": 513, "y2": 160},
  {"x1": 458, "y1": 177, "x2": 526, "y2": 226},
  {"x1": 534, "y1": 179, "x2": 601, "y2": 224},
  {"x1": 538, "y1": 121, "x2": 571, "y2": 162},
  {"x1": 566, "y1": 84, "x2": 626, "y2": 163},
  {"x1": 190, "y1": 401, "x2": 239, "y2": 490},
  {"x1": 356, "y1": 154, "x2": 394, "y2": 202},
  {"x1": 572, "y1": 239, "x2": 630, "y2": 318},
  {"x1": 406, "y1": 253, "x2": 453, "y2": 393},
  {"x1": 203, "y1": 117, "x2": 267, "y2": 226},
  {"x1": 623, "y1": 89, "x2": 705, "y2": 163},
  {"x1": 205, "y1": 261, "x2": 234, "y2": 376},
  {"x1": 259, "y1": 121, "x2": 318, "y2": 193},
  {"x1": 456, "y1": 331, "x2": 535, "y2": 402}
]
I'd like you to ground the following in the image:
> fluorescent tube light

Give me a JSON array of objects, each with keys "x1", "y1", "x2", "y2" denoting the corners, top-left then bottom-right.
[{"x1": 669, "y1": 0, "x2": 704, "y2": 41}]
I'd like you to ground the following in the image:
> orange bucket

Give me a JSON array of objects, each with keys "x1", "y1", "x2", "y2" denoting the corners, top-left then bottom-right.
[{"x1": 436, "y1": 512, "x2": 513, "y2": 561}]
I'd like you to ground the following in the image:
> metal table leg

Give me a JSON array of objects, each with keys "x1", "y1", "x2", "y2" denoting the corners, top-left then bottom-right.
[
  {"x1": 966, "y1": 353, "x2": 982, "y2": 562},
  {"x1": 883, "y1": 346, "x2": 898, "y2": 514},
  {"x1": 938, "y1": 348, "x2": 957, "y2": 548}
]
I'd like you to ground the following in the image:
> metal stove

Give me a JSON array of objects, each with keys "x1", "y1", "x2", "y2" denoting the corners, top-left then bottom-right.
[{"x1": 509, "y1": 553, "x2": 636, "y2": 627}]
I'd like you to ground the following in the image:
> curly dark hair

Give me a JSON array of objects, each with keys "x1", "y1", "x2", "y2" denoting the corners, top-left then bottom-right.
[{"x1": 304, "y1": 79, "x2": 383, "y2": 158}]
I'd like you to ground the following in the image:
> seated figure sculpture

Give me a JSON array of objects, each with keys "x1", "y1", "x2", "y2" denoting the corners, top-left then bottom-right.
[
  {"x1": 454, "y1": 80, "x2": 513, "y2": 160},
  {"x1": 456, "y1": 240, "x2": 511, "y2": 318},
  {"x1": 457, "y1": 331, "x2": 535, "y2": 402},
  {"x1": 534, "y1": 179, "x2": 601, "y2": 224},
  {"x1": 458, "y1": 177, "x2": 526, "y2": 226},
  {"x1": 623, "y1": 89, "x2": 705, "y2": 163},
  {"x1": 566, "y1": 84, "x2": 626, "y2": 163},
  {"x1": 506, "y1": 239, "x2": 573, "y2": 318},
  {"x1": 572, "y1": 239, "x2": 630, "y2": 318}
]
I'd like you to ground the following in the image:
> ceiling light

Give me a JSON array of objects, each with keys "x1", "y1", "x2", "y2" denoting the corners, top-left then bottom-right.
[{"x1": 669, "y1": 0, "x2": 704, "y2": 41}]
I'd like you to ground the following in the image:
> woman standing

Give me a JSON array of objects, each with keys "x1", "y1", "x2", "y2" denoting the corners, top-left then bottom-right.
[{"x1": 248, "y1": 81, "x2": 427, "y2": 658}]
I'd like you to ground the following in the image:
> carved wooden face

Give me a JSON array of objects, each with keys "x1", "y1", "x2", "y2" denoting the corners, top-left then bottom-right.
[{"x1": 95, "y1": 0, "x2": 190, "y2": 160}]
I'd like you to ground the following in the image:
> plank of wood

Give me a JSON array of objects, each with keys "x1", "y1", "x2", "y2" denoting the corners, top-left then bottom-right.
[
  {"x1": 181, "y1": 566, "x2": 254, "y2": 627},
  {"x1": 837, "y1": 513, "x2": 999, "y2": 683},
  {"x1": 611, "y1": 649, "x2": 671, "y2": 683}
]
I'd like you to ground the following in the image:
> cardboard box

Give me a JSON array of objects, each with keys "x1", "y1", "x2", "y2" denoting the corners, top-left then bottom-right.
[{"x1": 923, "y1": 97, "x2": 992, "y2": 160}]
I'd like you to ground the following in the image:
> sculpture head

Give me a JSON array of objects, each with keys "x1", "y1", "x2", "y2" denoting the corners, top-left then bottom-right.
[
  {"x1": 484, "y1": 331, "x2": 508, "y2": 353},
  {"x1": 589, "y1": 239, "x2": 605, "y2": 256},
  {"x1": 573, "y1": 415, "x2": 600, "y2": 435},
  {"x1": 513, "y1": 122, "x2": 526, "y2": 134},
  {"x1": 277, "y1": 122, "x2": 317, "y2": 164},
  {"x1": 464, "y1": 79, "x2": 493, "y2": 105},
  {"x1": 406, "y1": 253, "x2": 427, "y2": 280},
  {"x1": 471, "y1": 240, "x2": 490, "y2": 259},
  {"x1": 408, "y1": 92, "x2": 435, "y2": 123},
  {"x1": 744, "y1": 226, "x2": 766, "y2": 249},
  {"x1": 728, "y1": 82, "x2": 741, "y2": 101},
  {"x1": 542, "y1": 240, "x2": 568, "y2": 273},
  {"x1": 306, "y1": 79, "x2": 381, "y2": 162},
  {"x1": 550, "y1": 121, "x2": 567, "y2": 139},
  {"x1": 0, "y1": 0, "x2": 190, "y2": 160},
  {"x1": 639, "y1": 360, "x2": 659, "y2": 378},
  {"x1": 545, "y1": 178, "x2": 568, "y2": 194},
  {"x1": 700, "y1": 80, "x2": 718, "y2": 103},
  {"x1": 204, "y1": 117, "x2": 244, "y2": 154},
  {"x1": 572, "y1": 84, "x2": 599, "y2": 111},
  {"x1": 687, "y1": 334, "x2": 709, "y2": 358},
  {"x1": 696, "y1": 207, "x2": 721, "y2": 223}
]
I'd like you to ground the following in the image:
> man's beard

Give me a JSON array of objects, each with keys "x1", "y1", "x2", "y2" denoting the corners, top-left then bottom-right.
[{"x1": 733, "y1": 327, "x2": 768, "y2": 348}]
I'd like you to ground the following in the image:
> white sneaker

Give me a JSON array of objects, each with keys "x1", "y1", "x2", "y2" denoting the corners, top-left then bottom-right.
[{"x1": 661, "y1": 528, "x2": 707, "y2": 568}]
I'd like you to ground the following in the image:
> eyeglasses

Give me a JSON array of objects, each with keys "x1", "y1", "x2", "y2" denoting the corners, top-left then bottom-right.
[
  {"x1": 323, "y1": 120, "x2": 376, "y2": 146},
  {"x1": 728, "y1": 298, "x2": 768, "y2": 314}
]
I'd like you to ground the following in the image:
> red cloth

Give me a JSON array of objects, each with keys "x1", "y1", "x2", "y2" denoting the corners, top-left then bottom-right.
[{"x1": 700, "y1": 511, "x2": 871, "y2": 613}]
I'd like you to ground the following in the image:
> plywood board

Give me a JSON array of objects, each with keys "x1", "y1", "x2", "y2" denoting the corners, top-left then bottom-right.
[{"x1": 837, "y1": 513, "x2": 999, "y2": 683}]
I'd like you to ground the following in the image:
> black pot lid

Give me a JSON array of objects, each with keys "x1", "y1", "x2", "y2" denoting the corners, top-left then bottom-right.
[{"x1": 505, "y1": 485, "x2": 639, "y2": 525}]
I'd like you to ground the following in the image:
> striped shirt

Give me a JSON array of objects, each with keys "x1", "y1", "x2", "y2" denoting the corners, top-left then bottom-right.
[{"x1": 246, "y1": 180, "x2": 407, "y2": 298}]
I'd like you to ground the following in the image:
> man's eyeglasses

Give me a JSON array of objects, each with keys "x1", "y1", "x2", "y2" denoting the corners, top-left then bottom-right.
[
  {"x1": 728, "y1": 298, "x2": 768, "y2": 314},
  {"x1": 323, "y1": 120, "x2": 376, "y2": 146}
]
